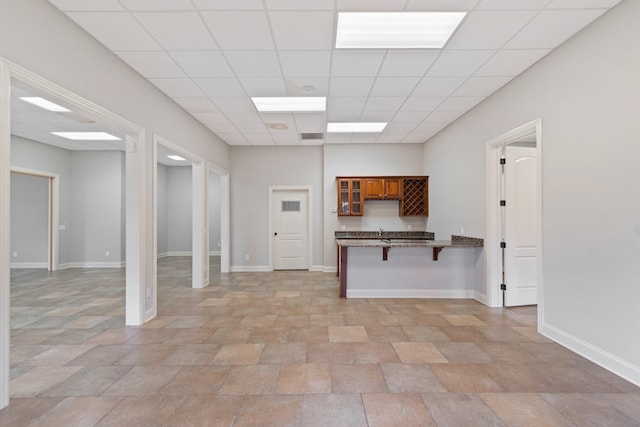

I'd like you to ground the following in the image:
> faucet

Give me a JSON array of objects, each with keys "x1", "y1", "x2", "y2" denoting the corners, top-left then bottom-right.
[{"x1": 378, "y1": 228, "x2": 384, "y2": 238}]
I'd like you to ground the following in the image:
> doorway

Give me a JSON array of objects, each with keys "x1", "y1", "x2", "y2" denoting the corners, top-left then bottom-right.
[
  {"x1": 485, "y1": 119, "x2": 543, "y2": 327},
  {"x1": 269, "y1": 187, "x2": 311, "y2": 271}
]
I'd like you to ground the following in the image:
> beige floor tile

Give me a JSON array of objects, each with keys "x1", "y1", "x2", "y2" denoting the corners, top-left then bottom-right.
[
  {"x1": 219, "y1": 365, "x2": 280, "y2": 394},
  {"x1": 0, "y1": 397, "x2": 64, "y2": 426},
  {"x1": 331, "y1": 364, "x2": 388, "y2": 393},
  {"x1": 212, "y1": 343, "x2": 264, "y2": 365},
  {"x1": 160, "y1": 366, "x2": 228, "y2": 395},
  {"x1": 443, "y1": 314, "x2": 487, "y2": 326},
  {"x1": 10, "y1": 366, "x2": 83, "y2": 397},
  {"x1": 163, "y1": 343, "x2": 221, "y2": 365},
  {"x1": 392, "y1": 342, "x2": 448, "y2": 363},
  {"x1": 27, "y1": 396, "x2": 122, "y2": 427},
  {"x1": 260, "y1": 342, "x2": 306, "y2": 364},
  {"x1": 422, "y1": 392, "x2": 505, "y2": 426},
  {"x1": 350, "y1": 343, "x2": 401, "y2": 364},
  {"x1": 329, "y1": 325, "x2": 369, "y2": 342},
  {"x1": 102, "y1": 366, "x2": 181, "y2": 395},
  {"x1": 95, "y1": 395, "x2": 184, "y2": 427},
  {"x1": 480, "y1": 393, "x2": 574, "y2": 427},
  {"x1": 45, "y1": 366, "x2": 131, "y2": 396},
  {"x1": 233, "y1": 395, "x2": 303, "y2": 427},
  {"x1": 363, "y1": 393, "x2": 436, "y2": 427},
  {"x1": 164, "y1": 395, "x2": 243, "y2": 427},
  {"x1": 18, "y1": 344, "x2": 96, "y2": 366},
  {"x1": 211, "y1": 327, "x2": 252, "y2": 343},
  {"x1": 431, "y1": 364, "x2": 503, "y2": 393},
  {"x1": 540, "y1": 393, "x2": 640, "y2": 426},
  {"x1": 301, "y1": 394, "x2": 368, "y2": 427},
  {"x1": 401, "y1": 325, "x2": 450, "y2": 342},
  {"x1": 365, "y1": 326, "x2": 409, "y2": 342},
  {"x1": 276, "y1": 363, "x2": 331, "y2": 394},
  {"x1": 434, "y1": 342, "x2": 493, "y2": 363},
  {"x1": 307, "y1": 342, "x2": 354, "y2": 364},
  {"x1": 381, "y1": 363, "x2": 446, "y2": 393}
]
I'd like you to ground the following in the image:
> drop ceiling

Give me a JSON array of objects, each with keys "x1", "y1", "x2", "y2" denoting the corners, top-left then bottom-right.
[{"x1": 45, "y1": 0, "x2": 622, "y2": 146}]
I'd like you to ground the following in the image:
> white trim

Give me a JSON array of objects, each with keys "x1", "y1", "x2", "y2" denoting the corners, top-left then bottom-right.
[
  {"x1": 268, "y1": 186, "x2": 313, "y2": 271},
  {"x1": 231, "y1": 265, "x2": 272, "y2": 272},
  {"x1": 67, "y1": 262, "x2": 125, "y2": 269},
  {"x1": 309, "y1": 265, "x2": 324, "y2": 272},
  {"x1": 346, "y1": 289, "x2": 476, "y2": 299},
  {"x1": 485, "y1": 118, "x2": 543, "y2": 330},
  {"x1": 166, "y1": 251, "x2": 192, "y2": 257},
  {"x1": 10, "y1": 262, "x2": 49, "y2": 269},
  {"x1": 473, "y1": 291, "x2": 488, "y2": 305},
  {"x1": 0, "y1": 61, "x2": 10, "y2": 411},
  {"x1": 157, "y1": 252, "x2": 169, "y2": 259},
  {"x1": 209, "y1": 251, "x2": 221, "y2": 256},
  {"x1": 323, "y1": 266, "x2": 338, "y2": 273},
  {"x1": 542, "y1": 324, "x2": 640, "y2": 387},
  {"x1": 10, "y1": 167, "x2": 60, "y2": 272}
]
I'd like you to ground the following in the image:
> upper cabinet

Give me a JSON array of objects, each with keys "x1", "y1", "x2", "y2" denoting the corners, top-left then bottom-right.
[
  {"x1": 337, "y1": 178, "x2": 363, "y2": 216},
  {"x1": 337, "y1": 176, "x2": 428, "y2": 217},
  {"x1": 363, "y1": 178, "x2": 401, "y2": 200}
]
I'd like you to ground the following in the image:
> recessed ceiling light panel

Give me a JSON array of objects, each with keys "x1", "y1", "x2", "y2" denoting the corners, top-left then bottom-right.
[
  {"x1": 252, "y1": 97, "x2": 326, "y2": 112},
  {"x1": 336, "y1": 12, "x2": 466, "y2": 49},
  {"x1": 327, "y1": 122, "x2": 388, "y2": 133},
  {"x1": 167, "y1": 155, "x2": 186, "y2": 161},
  {"x1": 20, "y1": 97, "x2": 70, "y2": 112},
  {"x1": 51, "y1": 132, "x2": 121, "y2": 141}
]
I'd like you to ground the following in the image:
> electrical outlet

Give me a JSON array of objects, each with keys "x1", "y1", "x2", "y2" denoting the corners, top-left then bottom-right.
[
  {"x1": 341, "y1": 225, "x2": 346, "y2": 231},
  {"x1": 407, "y1": 224, "x2": 412, "y2": 231}
]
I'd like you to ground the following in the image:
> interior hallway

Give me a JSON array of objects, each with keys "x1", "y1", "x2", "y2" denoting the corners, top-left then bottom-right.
[{"x1": 2, "y1": 258, "x2": 640, "y2": 426}]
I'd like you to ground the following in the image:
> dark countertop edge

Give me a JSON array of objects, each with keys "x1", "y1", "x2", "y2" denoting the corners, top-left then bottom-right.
[
  {"x1": 451, "y1": 235, "x2": 484, "y2": 247},
  {"x1": 336, "y1": 238, "x2": 482, "y2": 248},
  {"x1": 335, "y1": 231, "x2": 435, "y2": 240}
]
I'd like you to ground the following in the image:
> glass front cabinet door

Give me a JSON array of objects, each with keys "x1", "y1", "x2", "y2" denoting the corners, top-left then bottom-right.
[{"x1": 337, "y1": 178, "x2": 363, "y2": 216}]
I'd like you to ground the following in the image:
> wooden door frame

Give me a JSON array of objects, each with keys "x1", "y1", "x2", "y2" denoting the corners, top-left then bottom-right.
[
  {"x1": 10, "y1": 168, "x2": 59, "y2": 271},
  {"x1": 268, "y1": 186, "x2": 312, "y2": 271},
  {"x1": 485, "y1": 118, "x2": 544, "y2": 329}
]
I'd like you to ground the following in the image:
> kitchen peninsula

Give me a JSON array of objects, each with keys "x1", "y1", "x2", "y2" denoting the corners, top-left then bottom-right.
[{"x1": 336, "y1": 232, "x2": 483, "y2": 299}]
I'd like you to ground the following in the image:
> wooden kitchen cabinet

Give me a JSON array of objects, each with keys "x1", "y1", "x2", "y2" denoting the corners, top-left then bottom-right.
[
  {"x1": 363, "y1": 178, "x2": 401, "y2": 200},
  {"x1": 400, "y1": 177, "x2": 429, "y2": 216},
  {"x1": 337, "y1": 178, "x2": 363, "y2": 216}
]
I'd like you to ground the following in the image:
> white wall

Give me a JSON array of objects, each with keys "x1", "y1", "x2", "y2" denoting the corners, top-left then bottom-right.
[
  {"x1": 209, "y1": 171, "x2": 221, "y2": 255},
  {"x1": 230, "y1": 146, "x2": 323, "y2": 269},
  {"x1": 156, "y1": 164, "x2": 169, "y2": 256},
  {"x1": 423, "y1": 0, "x2": 640, "y2": 383},
  {"x1": 323, "y1": 143, "x2": 426, "y2": 271},
  {"x1": 167, "y1": 166, "x2": 192, "y2": 254},
  {"x1": 10, "y1": 136, "x2": 71, "y2": 264},
  {"x1": 69, "y1": 151, "x2": 125, "y2": 266},
  {"x1": 10, "y1": 173, "x2": 48, "y2": 267}
]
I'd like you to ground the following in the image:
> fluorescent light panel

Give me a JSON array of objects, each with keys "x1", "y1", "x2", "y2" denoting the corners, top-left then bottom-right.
[
  {"x1": 327, "y1": 122, "x2": 388, "y2": 133},
  {"x1": 51, "y1": 132, "x2": 121, "y2": 141},
  {"x1": 336, "y1": 12, "x2": 466, "y2": 49},
  {"x1": 252, "y1": 97, "x2": 326, "y2": 112},
  {"x1": 167, "y1": 155, "x2": 186, "y2": 161},
  {"x1": 20, "y1": 96, "x2": 70, "y2": 112}
]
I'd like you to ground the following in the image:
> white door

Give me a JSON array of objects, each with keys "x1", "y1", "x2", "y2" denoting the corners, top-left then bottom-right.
[
  {"x1": 272, "y1": 190, "x2": 308, "y2": 270},
  {"x1": 504, "y1": 145, "x2": 538, "y2": 306}
]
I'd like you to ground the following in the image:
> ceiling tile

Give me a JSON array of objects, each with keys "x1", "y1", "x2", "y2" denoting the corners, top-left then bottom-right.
[
  {"x1": 293, "y1": 113, "x2": 327, "y2": 132},
  {"x1": 269, "y1": 12, "x2": 334, "y2": 50},
  {"x1": 448, "y1": 11, "x2": 537, "y2": 50},
  {"x1": 351, "y1": 134, "x2": 379, "y2": 143},
  {"x1": 370, "y1": 77, "x2": 420, "y2": 97},
  {"x1": 259, "y1": 112, "x2": 294, "y2": 123},
  {"x1": 437, "y1": 96, "x2": 485, "y2": 111},
  {"x1": 215, "y1": 132, "x2": 249, "y2": 144},
  {"x1": 452, "y1": 76, "x2": 512, "y2": 97},
  {"x1": 224, "y1": 51, "x2": 282, "y2": 77},
  {"x1": 363, "y1": 97, "x2": 406, "y2": 112},
  {"x1": 149, "y1": 78, "x2": 205, "y2": 97},
  {"x1": 474, "y1": 49, "x2": 551, "y2": 76},
  {"x1": 244, "y1": 133, "x2": 275, "y2": 145},
  {"x1": 427, "y1": 50, "x2": 495, "y2": 77},
  {"x1": 406, "y1": 0, "x2": 479, "y2": 10},
  {"x1": 338, "y1": 0, "x2": 406, "y2": 11},
  {"x1": 423, "y1": 111, "x2": 465, "y2": 123},
  {"x1": 232, "y1": 122, "x2": 268, "y2": 132},
  {"x1": 400, "y1": 96, "x2": 445, "y2": 112},
  {"x1": 360, "y1": 111, "x2": 396, "y2": 121},
  {"x1": 225, "y1": 112, "x2": 262, "y2": 124},
  {"x1": 392, "y1": 111, "x2": 431, "y2": 122},
  {"x1": 378, "y1": 51, "x2": 440, "y2": 77},
  {"x1": 193, "y1": 112, "x2": 229, "y2": 126},
  {"x1": 201, "y1": 11, "x2": 274, "y2": 50},
  {"x1": 193, "y1": 0, "x2": 264, "y2": 10},
  {"x1": 266, "y1": 0, "x2": 334, "y2": 9},
  {"x1": 546, "y1": 0, "x2": 623, "y2": 8},
  {"x1": 328, "y1": 111, "x2": 360, "y2": 121},
  {"x1": 239, "y1": 77, "x2": 287, "y2": 96},
  {"x1": 120, "y1": 0, "x2": 193, "y2": 11},
  {"x1": 331, "y1": 51, "x2": 385, "y2": 76},
  {"x1": 476, "y1": 0, "x2": 548, "y2": 9},
  {"x1": 134, "y1": 12, "x2": 217, "y2": 50},
  {"x1": 67, "y1": 12, "x2": 161, "y2": 50},
  {"x1": 285, "y1": 78, "x2": 329, "y2": 96},
  {"x1": 329, "y1": 77, "x2": 375, "y2": 97},
  {"x1": 195, "y1": 78, "x2": 246, "y2": 97},
  {"x1": 48, "y1": 0, "x2": 125, "y2": 11},
  {"x1": 115, "y1": 51, "x2": 185, "y2": 78},
  {"x1": 173, "y1": 97, "x2": 218, "y2": 113},
  {"x1": 505, "y1": 9, "x2": 607, "y2": 49},
  {"x1": 279, "y1": 51, "x2": 331, "y2": 77},
  {"x1": 211, "y1": 97, "x2": 257, "y2": 112},
  {"x1": 413, "y1": 77, "x2": 465, "y2": 96},
  {"x1": 205, "y1": 122, "x2": 238, "y2": 132},
  {"x1": 325, "y1": 133, "x2": 352, "y2": 143},
  {"x1": 169, "y1": 51, "x2": 234, "y2": 78},
  {"x1": 272, "y1": 133, "x2": 301, "y2": 145},
  {"x1": 328, "y1": 97, "x2": 367, "y2": 112}
]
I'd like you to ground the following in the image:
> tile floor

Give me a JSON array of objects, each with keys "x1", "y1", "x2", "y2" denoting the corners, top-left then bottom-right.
[{"x1": 2, "y1": 257, "x2": 639, "y2": 426}]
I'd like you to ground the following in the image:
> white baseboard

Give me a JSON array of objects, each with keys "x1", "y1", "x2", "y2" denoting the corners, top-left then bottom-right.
[
  {"x1": 346, "y1": 289, "x2": 476, "y2": 299},
  {"x1": 231, "y1": 265, "x2": 271, "y2": 272},
  {"x1": 209, "y1": 251, "x2": 221, "y2": 256},
  {"x1": 66, "y1": 261, "x2": 125, "y2": 269},
  {"x1": 323, "y1": 266, "x2": 337, "y2": 273},
  {"x1": 309, "y1": 265, "x2": 324, "y2": 272},
  {"x1": 10, "y1": 262, "x2": 48, "y2": 269},
  {"x1": 157, "y1": 252, "x2": 169, "y2": 259},
  {"x1": 57, "y1": 263, "x2": 72, "y2": 270},
  {"x1": 166, "y1": 251, "x2": 192, "y2": 257},
  {"x1": 542, "y1": 323, "x2": 640, "y2": 387},
  {"x1": 474, "y1": 291, "x2": 488, "y2": 305}
]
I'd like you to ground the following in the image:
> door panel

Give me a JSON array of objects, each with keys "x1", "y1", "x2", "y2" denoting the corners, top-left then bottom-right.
[
  {"x1": 273, "y1": 191, "x2": 308, "y2": 270},
  {"x1": 504, "y1": 145, "x2": 538, "y2": 306}
]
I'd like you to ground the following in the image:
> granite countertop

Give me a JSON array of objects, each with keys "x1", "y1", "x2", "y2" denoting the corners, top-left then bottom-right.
[
  {"x1": 335, "y1": 233, "x2": 483, "y2": 248},
  {"x1": 335, "y1": 231, "x2": 435, "y2": 240}
]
